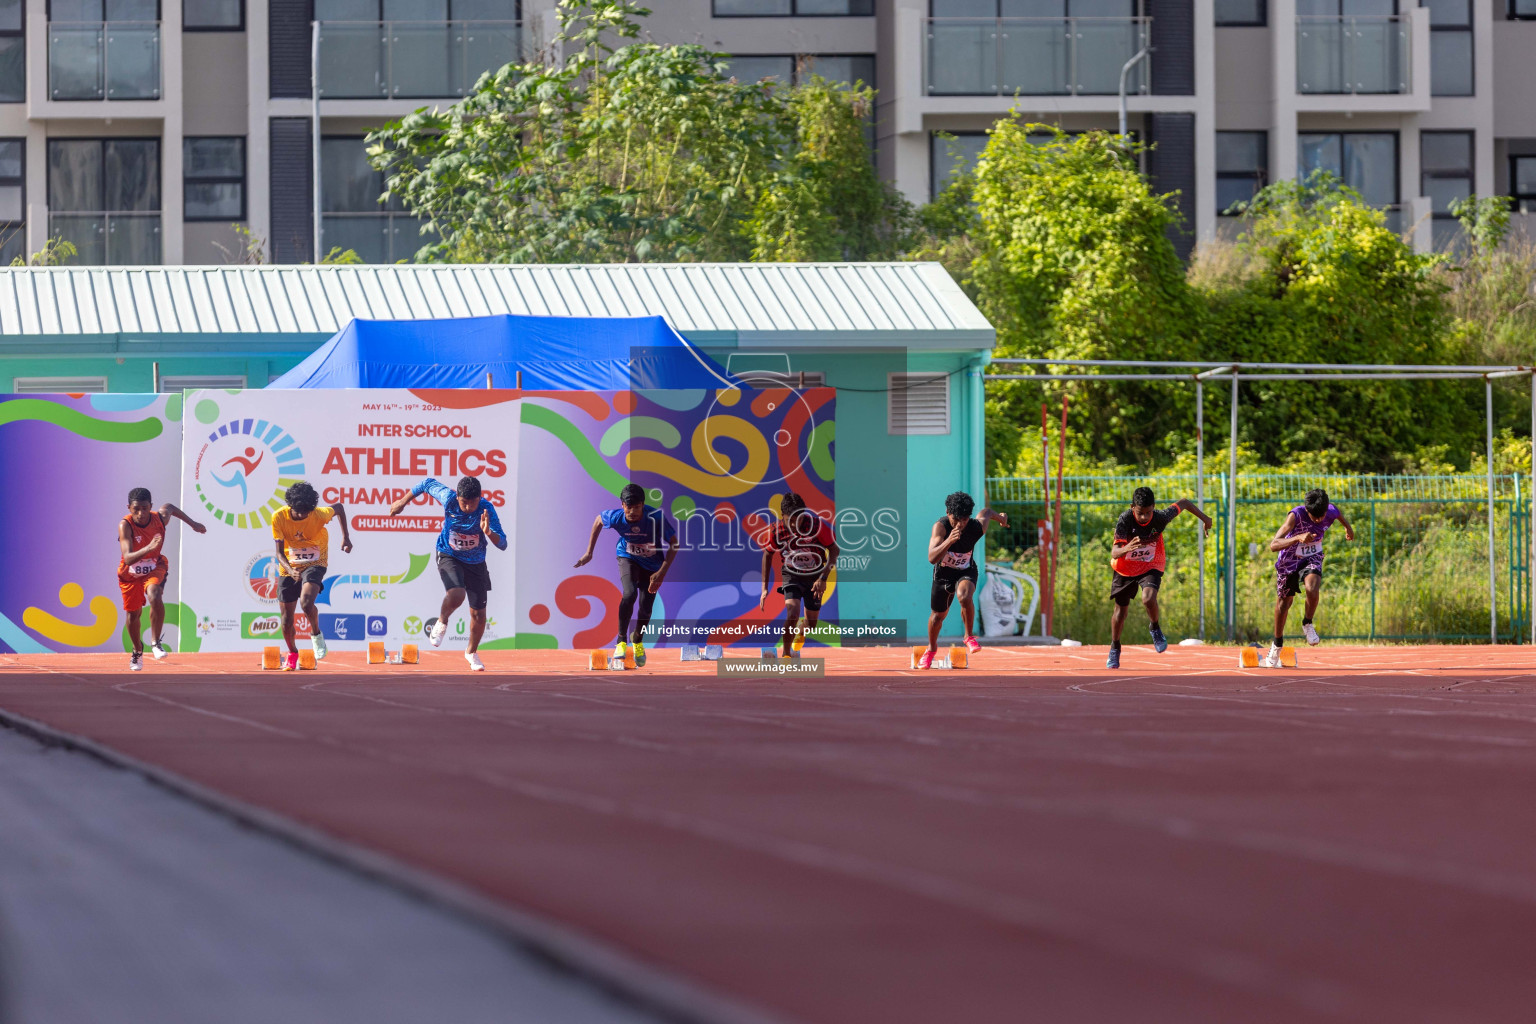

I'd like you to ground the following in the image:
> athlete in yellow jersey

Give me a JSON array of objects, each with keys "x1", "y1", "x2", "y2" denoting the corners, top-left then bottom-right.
[{"x1": 271, "y1": 481, "x2": 351, "y2": 670}]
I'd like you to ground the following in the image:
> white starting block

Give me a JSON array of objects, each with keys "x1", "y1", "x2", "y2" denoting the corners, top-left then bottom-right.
[
  {"x1": 1238, "y1": 645, "x2": 1297, "y2": 668},
  {"x1": 911, "y1": 645, "x2": 969, "y2": 670},
  {"x1": 680, "y1": 644, "x2": 724, "y2": 662}
]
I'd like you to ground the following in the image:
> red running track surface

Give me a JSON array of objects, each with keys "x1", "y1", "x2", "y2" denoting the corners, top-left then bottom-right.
[{"x1": 2, "y1": 643, "x2": 1536, "y2": 1023}]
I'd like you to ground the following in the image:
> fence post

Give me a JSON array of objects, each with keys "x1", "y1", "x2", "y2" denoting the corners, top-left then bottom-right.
[
  {"x1": 1196, "y1": 379, "x2": 1205, "y2": 641},
  {"x1": 1228, "y1": 374, "x2": 1238, "y2": 641},
  {"x1": 1369, "y1": 501, "x2": 1376, "y2": 642},
  {"x1": 1487, "y1": 379, "x2": 1497, "y2": 644}
]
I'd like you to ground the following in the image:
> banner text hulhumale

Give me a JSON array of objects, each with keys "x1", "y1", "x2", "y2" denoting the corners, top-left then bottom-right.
[
  {"x1": 173, "y1": 386, "x2": 836, "y2": 653},
  {"x1": 0, "y1": 395, "x2": 187, "y2": 653}
]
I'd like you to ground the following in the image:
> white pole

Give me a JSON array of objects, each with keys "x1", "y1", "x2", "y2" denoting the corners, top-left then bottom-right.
[
  {"x1": 311, "y1": 21, "x2": 323, "y2": 264},
  {"x1": 1488, "y1": 379, "x2": 1497, "y2": 643},
  {"x1": 1229, "y1": 373, "x2": 1238, "y2": 641},
  {"x1": 1118, "y1": 45, "x2": 1150, "y2": 139},
  {"x1": 1196, "y1": 379, "x2": 1205, "y2": 641},
  {"x1": 1531, "y1": 370, "x2": 1535, "y2": 645}
]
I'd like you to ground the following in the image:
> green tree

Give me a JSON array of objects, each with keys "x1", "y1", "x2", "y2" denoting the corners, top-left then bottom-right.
[{"x1": 367, "y1": 1, "x2": 903, "y2": 264}]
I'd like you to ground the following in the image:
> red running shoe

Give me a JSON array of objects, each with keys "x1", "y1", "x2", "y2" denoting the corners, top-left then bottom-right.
[
  {"x1": 284, "y1": 651, "x2": 299, "y2": 671},
  {"x1": 963, "y1": 635, "x2": 981, "y2": 653},
  {"x1": 918, "y1": 649, "x2": 936, "y2": 670}
]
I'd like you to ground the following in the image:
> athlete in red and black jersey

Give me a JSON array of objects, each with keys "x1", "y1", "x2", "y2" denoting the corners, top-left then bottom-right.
[
  {"x1": 117, "y1": 486, "x2": 207, "y2": 672},
  {"x1": 1106, "y1": 486, "x2": 1211, "y2": 669},
  {"x1": 759, "y1": 492, "x2": 838, "y2": 657},
  {"x1": 920, "y1": 491, "x2": 1008, "y2": 670}
]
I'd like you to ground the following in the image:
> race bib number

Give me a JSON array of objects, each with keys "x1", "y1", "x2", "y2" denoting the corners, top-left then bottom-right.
[
  {"x1": 289, "y1": 545, "x2": 321, "y2": 564},
  {"x1": 1126, "y1": 544, "x2": 1156, "y2": 563},
  {"x1": 129, "y1": 558, "x2": 158, "y2": 576},
  {"x1": 1296, "y1": 541, "x2": 1322, "y2": 558},
  {"x1": 627, "y1": 541, "x2": 658, "y2": 558},
  {"x1": 786, "y1": 550, "x2": 822, "y2": 573},
  {"x1": 450, "y1": 531, "x2": 481, "y2": 552},
  {"x1": 940, "y1": 550, "x2": 972, "y2": 570}
]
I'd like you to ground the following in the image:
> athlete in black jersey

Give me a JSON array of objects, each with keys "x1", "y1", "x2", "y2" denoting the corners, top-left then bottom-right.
[{"x1": 920, "y1": 491, "x2": 1008, "y2": 669}]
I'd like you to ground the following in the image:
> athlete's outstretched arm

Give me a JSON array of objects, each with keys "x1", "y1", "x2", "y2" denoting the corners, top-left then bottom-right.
[
  {"x1": 332, "y1": 503, "x2": 353, "y2": 553},
  {"x1": 758, "y1": 548, "x2": 775, "y2": 610},
  {"x1": 480, "y1": 504, "x2": 508, "y2": 550},
  {"x1": 273, "y1": 538, "x2": 292, "y2": 578},
  {"x1": 1269, "y1": 512, "x2": 1305, "y2": 551},
  {"x1": 648, "y1": 533, "x2": 679, "y2": 595},
  {"x1": 978, "y1": 507, "x2": 1010, "y2": 531},
  {"x1": 1172, "y1": 498, "x2": 1214, "y2": 534},
  {"x1": 573, "y1": 515, "x2": 604, "y2": 568},
  {"x1": 1335, "y1": 509, "x2": 1356, "y2": 541},
  {"x1": 391, "y1": 479, "x2": 453, "y2": 515},
  {"x1": 1109, "y1": 534, "x2": 1142, "y2": 559},
  {"x1": 811, "y1": 538, "x2": 839, "y2": 598},
  {"x1": 158, "y1": 502, "x2": 208, "y2": 534}
]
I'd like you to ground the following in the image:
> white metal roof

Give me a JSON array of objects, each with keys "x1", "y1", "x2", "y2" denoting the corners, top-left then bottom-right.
[{"x1": 0, "y1": 263, "x2": 993, "y2": 349}]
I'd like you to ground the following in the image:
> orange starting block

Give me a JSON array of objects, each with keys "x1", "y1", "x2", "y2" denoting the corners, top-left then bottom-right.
[
  {"x1": 298, "y1": 649, "x2": 316, "y2": 670},
  {"x1": 911, "y1": 645, "x2": 968, "y2": 670},
  {"x1": 1238, "y1": 645, "x2": 1297, "y2": 668},
  {"x1": 261, "y1": 646, "x2": 281, "y2": 670},
  {"x1": 589, "y1": 648, "x2": 637, "y2": 670},
  {"x1": 368, "y1": 641, "x2": 386, "y2": 665}
]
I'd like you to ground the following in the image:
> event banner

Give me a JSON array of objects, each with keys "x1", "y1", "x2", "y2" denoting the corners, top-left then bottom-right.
[
  {"x1": 0, "y1": 394, "x2": 187, "y2": 653},
  {"x1": 176, "y1": 385, "x2": 836, "y2": 653},
  {"x1": 179, "y1": 389, "x2": 520, "y2": 652}
]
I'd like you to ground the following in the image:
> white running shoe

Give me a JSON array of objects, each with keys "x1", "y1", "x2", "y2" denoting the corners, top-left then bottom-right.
[
  {"x1": 429, "y1": 619, "x2": 448, "y2": 648},
  {"x1": 129, "y1": 651, "x2": 143, "y2": 672},
  {"x1": 150, "y1": 639, "x2": 170, "y2": 660},
  {"x1": 1302, "y1": 623, "x2": 1321, "y2": 646},
  {"x1": 465, "y1": 651, "x2": 485, "y2": 672},
  {"x1": 1261, "y1": 644, "x2": 1283, "y2": 669},
  {"x1": 311, "y1": 634, "x2": 328, "y2": 661}
]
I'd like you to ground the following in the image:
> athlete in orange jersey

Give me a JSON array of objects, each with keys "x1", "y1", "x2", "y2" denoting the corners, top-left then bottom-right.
[{"x1": 118, "y1": 486, "x2": 207, "y2": 671}]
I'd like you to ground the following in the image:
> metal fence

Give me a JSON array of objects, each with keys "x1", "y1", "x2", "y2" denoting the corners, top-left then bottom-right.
[{"x1": 985, "y1": 474, "x2": 1530, "y2": 644}]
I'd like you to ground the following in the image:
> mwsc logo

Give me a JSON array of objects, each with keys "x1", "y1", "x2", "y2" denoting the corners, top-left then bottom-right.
[{"x1": 194, "y1": 417, "x2": 306, "y2": 529}]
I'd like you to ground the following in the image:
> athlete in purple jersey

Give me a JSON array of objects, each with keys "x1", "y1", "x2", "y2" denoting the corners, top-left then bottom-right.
[{"x1": 1265, "y1": 488, "x2": 1353, "y2": 663}]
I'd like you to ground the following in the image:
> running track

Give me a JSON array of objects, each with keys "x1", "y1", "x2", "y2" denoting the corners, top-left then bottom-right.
[{"x1": 2, "y1": 644, "x2": 1535, "y2": 1024}]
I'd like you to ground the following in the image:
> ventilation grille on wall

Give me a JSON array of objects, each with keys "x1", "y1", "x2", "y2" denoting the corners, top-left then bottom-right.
[
  {"x1": 887, "y1": 373, "x2": 950, "y2": 435},
  {"x1": 13, "y1": 377, "x2": 107, "y2": 393}
]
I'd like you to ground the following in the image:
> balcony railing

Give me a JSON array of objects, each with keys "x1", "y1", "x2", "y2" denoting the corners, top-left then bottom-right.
[
  {"x1": 49, "y1": 212, "x2": 161, "y2": 264},
  {"x1": 317, "y1": 20, "x2": 522, "y2": 100},
  {"x1": 321, "y1": 212, "x2": 436, "y2": 264},
  {"x1": 48, "y1": 21, "x2": 161, "y2": 100},
  {"x1": 1296, "y1": 15, "x2": 1409, "y2": 94},
  {"x1": 925, "y1": 17, "x2": 1150, "y2": 97}
]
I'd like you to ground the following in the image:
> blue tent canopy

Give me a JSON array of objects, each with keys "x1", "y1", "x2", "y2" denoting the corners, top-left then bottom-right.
[{"x1": 268, "y1": 314, "x2": 736, "y2": 390}]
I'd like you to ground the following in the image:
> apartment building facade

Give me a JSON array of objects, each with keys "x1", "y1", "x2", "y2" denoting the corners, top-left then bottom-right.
[{"x1": 0, "y1": 0, "x2": 1530, "y2": 266}]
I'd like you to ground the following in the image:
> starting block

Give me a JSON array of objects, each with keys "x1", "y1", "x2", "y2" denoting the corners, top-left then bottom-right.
[
  {"x1": 1238, "y1": 645, "x2": 1297, "y2": 668},
  {"x1": 402, "y1": 644, "x2": 418, "y2": 664},
  {"x1": 762, "y1": 647, "x2": 800, "y2": 660},
  {"x1": 260, "y1": 646, "x2": 281, "y2": 670},
  {"x1": 297, "y1": 649, "x2": 316, "y2": 670},
  {"x1": 367, "y1": 641, "x2": 386, "y2": 665},
  {"x1": 588, "y1": 649, "x2": 637, "y2": 670},
  {"x1": 911, "y1": 645, "x2": 969, "y2": 670},
  {"x1": 679, "y1": 644, "x2": 723, "y2": 662}
]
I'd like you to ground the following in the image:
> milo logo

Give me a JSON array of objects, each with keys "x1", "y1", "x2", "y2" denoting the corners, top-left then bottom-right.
[{"x1": 242, "y1": 611, "x2": 311, "y2": 638}]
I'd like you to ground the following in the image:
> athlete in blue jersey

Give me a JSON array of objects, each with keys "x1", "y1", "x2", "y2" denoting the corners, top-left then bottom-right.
[
  {"x1": 574, "y1": 482, "x2": 677, "y2": 667},
  {"x1": 389, "y1": 475, "x2": 506, "y2": 671}
]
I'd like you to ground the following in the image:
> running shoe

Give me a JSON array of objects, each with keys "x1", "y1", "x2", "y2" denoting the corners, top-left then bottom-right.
[
  {"x1": 633, "y1": 642, "x2": 647, "y2": 667},
  {"x1": 918, "y1": 649, "x2": 936, "y2": 670},
  {"x1": 791, "y1": 633, "x2": 806, "y2": 654},
  {"x1": 284, "y1": 651, "x2": 300, "y2": 671},
  {"x1": 129, "y1": 651, "x2": 143, "y2": 672},
  {"x1": 1302, "y1": 623, "x2": 1321, "y2": 646},
  {"x1": 1149, "y1": 623, "x2": 1168, "y2": 654},
  {"x1": 612, "y1": 641, "x2": 628, "y2": 663},
  {"x1": 429, "y1": 619, "x2": 448, "y2": 648},
  {"x1": 1106, "y1": 646, "x2": 1121, "y2": 669},
  {"x1": 149, "y1": 639, "x2": 171, "y2": 660},
  {"x1": 963, "y1": 634, "x2": 982, "y2": 653},
  {"x1": 1262, "y1": 644, "x2": 1283, "y2": 669},
  {"x1": 465, "y1": 651, "x2": 485, "y2": 672},
  {"x1": 311, "y1": 634, "x2": 328, "y2": 661}
]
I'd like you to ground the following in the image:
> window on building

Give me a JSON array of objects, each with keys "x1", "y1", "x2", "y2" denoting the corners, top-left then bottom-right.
[
  {"x1": 184, "y1": 0, "x2": 242, "y2": 29},
  {"x1": 184, "y1": 137, "x2": 244, "y2": 221},
  {"x1": 13, "y1": 376, "x2": 108, "y2": 393},
  {"x1": 724, "y1": 54, "x2": 874, "y2": 87},
  {"x1": 1510, "y1": 0, "x2": 1536, "y2": 19},
  {"x1": 1421, "y1": 131, "x2": 1472, "y2": 250},
  {"x1": 930, "y1": 132, "x2": 987, "y2": 199},
  {"x1": 1298, "y1": 132, "x2": 1397, "y2": 208},
  {"x1": 1216, "y1": 131, "x2": 1267, "y2": 214},
  {"x1": 1512, "y1": 155, "x2": 1536, "y2": 213},
  {"x1": 0, "y1": 139, "x2": 23, "y2": 265},
  {"x1": 888, "y1": 373, "x2": 950, "y2": 435},
  {"x1": 1215, "y1": 0, "x2": 1265, "y2": 26},
  {"x1": 0, "y1": 0, "x2": 22, "y2": 102},
  {"x1": 714, "y1": 0, "x2": 872, "y2": 15},
  {"x1": 47, "y1": 139, "x2": 161, "y2": 264},
  {"x1": 321, "y1": 135, "x2": 433, "y2": 264},
  {"x1": 1427, "y1": 0, "x2": 1472, "y2": 96},
  {"x1": 723, "y1": 55, "x2": 794, "y2": 83}
]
